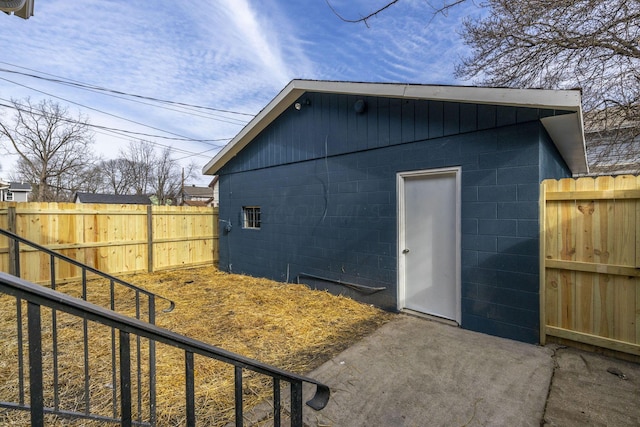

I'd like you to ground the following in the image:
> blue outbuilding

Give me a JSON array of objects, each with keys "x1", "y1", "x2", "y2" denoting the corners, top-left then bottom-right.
[{"x1": 203, "y1": 80, "x2": 587, "y2": 344}]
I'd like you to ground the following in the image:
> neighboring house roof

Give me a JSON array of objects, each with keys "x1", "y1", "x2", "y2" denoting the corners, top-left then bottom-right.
[
  {"x1": 182, "y1": 185, "x2": 213, "y2": 198},
  {"x1": 203, "y1": 80, "x2": 588, "y2": 176},
  {"x1": 182, "y1": 199, "x2": 212, "y2": 207},
  {"x1": 582, "y1": 107, "x2": 640, "y2": 175},
  {"x1": 8, "y1": 182, "x2": 32, "y2": 192},
  {"x1": 74, "y1": 192, "x2": 151, "y2": 205}
]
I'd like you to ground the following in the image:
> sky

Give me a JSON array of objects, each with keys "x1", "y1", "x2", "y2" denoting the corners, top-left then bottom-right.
[{"x1": 0, "y1": 0, "x2": 484, "y2": 186}]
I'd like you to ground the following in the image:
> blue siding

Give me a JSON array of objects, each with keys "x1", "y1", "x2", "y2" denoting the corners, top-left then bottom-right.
[{"x1": 217, "y1": 93, "x2": 573, "y2": 344}]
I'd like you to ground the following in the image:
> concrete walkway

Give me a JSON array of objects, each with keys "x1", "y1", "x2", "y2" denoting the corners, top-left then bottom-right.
[
  {"x1": 302, "y1": 315, "x2": 553, "y2": 427},
  {"x1": 241, "y1": 314, "x2": 640, "y2": 426},
  {"x1": 543, "y1": 345, "x2": 640, "y2": 426}
]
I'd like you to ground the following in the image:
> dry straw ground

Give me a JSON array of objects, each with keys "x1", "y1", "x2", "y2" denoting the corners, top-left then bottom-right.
[{"x1": 0, "y1": 266, "x2": 393, "y2": 426}]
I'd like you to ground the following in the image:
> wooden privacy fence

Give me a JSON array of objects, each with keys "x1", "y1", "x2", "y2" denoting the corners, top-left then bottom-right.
[
  {"x1": 0, "y1": 202, "x2": 219, "y2": 284},
  {"x1": 541, "y1": 175, "x2": 640, "y2": 356}
]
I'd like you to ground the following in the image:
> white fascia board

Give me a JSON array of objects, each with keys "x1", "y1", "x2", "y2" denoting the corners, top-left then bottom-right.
[
  {"x1": 203, "y1": 80, "x2": 584, "y2": 175},
  {"x1": 202, "y1": 81, "x2": 304, "y2": 175},
  {"x1": 541, "y1": 112, "x2": 589, "y2": 175},
  {"x1": 296, "y1": 80, "x2": 582, "y2": 111},
  {"x1": 403, "y1": 85, "x2": 581, "y2": 111}
]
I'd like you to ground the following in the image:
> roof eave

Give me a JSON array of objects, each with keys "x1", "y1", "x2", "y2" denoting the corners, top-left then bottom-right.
[
  {"x1": 540, "y1": 111, "x2": 589, "y2": 175},
  {"x1": 203, "y1": 80, "x2": 586, "y2": 175}
]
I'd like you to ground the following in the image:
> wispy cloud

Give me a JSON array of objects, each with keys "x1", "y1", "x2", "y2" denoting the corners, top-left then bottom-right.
[{"x1": 0, "y1": 0, "x2": 483, "y2": 182}]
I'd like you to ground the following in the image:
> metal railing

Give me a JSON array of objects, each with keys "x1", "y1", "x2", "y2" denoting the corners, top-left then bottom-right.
[
  {"x1": 0, "y1": 227, "x2": 175, "y2": 424},
  {"x1": 0, "y1": 272, "x2": 330, "y2": 426},
  {"x1": 0, "y1": 227, "x2": 176, "y2": 316}
]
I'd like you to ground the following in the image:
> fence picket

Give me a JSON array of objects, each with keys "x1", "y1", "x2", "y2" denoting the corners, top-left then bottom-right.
[
  {"x1": 0, "y1": 202, "x2": 219, "y2": 283},
  {"x1": 542, "y1": 175, "x2": 640, "y2": 356}
]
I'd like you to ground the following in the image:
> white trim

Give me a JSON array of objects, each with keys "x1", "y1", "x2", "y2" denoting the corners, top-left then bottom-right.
[
  {"x1": 203, "y1": 80, "x2": 586, "y2": 176},
  {"x1": 541, "y1": 112, "x2": 588, "y2": 174},
  {"x1": 397, "y1": 166, "x2": 462, "y2": 324}
]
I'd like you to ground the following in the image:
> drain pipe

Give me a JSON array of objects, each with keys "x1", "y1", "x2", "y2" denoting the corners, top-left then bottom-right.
[{"x1": 297, "y1": 272, "x2": 386, "y2": 295}]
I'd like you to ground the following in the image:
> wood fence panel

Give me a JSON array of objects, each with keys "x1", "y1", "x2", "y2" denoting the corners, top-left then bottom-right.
[
  {"x1": 559, "y1": 177, "x2": 576, "y2": 331},
  {"x1": 544, "y1": 179, "x2": 560, "y2": 329},
  {"x1": 151, "y1": 205, "x2": 217, "y2": 271},
  {"x1": 542, "y1": 175, "x2": 640, "y2": 356},
  {"x1": 0, "y1": 202, "x2": 219, "y2": 284}
]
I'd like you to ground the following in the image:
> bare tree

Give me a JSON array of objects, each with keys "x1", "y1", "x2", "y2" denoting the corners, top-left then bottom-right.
[
  {"x1": 101, "y1": 158, "x2": 134, "y2": 195},
  {"x1": 120, "y1": 140, "x2": 156, "y2": 195},
  {"x1": 325, "y1": 0, "x2": 466, "y2": 25},
  {"x1": 456, "y1": 0, "x2": 640, "y2": 174},
  {"x1": 113, "y1": 140, "x2": 194, "y2": 204},
  {"x1": 64, "y1": 164, "x2": 105, "y2": 198},
  {"x1": 325, "y1": 0, "x2": 400, "y2": 26},
  {"x1": 0, "y1": 98, "x2": 96, "y2": 201},
  {"x1": 151, "y1": 147, "x2": 195, "y2": 205}
]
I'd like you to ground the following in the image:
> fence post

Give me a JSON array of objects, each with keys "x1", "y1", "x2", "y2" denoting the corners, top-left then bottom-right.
[
  {"x1": 539, "y1": 181, "x2": 546, "y2": 346},
  {"x1": 147, "y1": 205, "x2": 153, "y2": 273},
  {"x1": 213, "y1": 207, "x2": 218, "y2": 267},
  {"x1": 8, "y1": 205, "x2": 20, "y2": 277}
]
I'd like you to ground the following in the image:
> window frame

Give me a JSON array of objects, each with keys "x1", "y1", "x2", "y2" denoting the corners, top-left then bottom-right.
[{"x1": 242, "y1": 206, "x2": 261, "y2": 230}]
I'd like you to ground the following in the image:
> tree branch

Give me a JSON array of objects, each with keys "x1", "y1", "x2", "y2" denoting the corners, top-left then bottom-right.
[{"x1": 325, "y1": 0, "x2": 401, "y2": 26}]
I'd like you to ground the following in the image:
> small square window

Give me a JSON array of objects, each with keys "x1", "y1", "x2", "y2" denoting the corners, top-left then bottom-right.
[
  {"x1": 242, "y1": 206, "x2": 261, "y2": 229},
  {"x1": 5, "y1": 192, "x2": 13, "y2": 201}
]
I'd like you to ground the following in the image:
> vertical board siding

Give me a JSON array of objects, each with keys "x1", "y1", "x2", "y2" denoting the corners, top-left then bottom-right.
[
  {"x1": 0, "y1": 203, "x2": 219, "y2": 284},
  {"x1": 220, "y1": 94, "x2": 549, "y2": 176},
  {"x1": 542, "y1": 175, "x2": 640, "y2": 355}
]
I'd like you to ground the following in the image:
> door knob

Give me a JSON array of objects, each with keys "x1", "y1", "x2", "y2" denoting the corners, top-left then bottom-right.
[{"x1": 402, "y1": 248, "x2": 410, "y2": 254}]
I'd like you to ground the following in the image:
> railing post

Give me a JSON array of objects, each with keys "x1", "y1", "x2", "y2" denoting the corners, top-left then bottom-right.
[
  {"x1": 27, "y1": 301, "x2": 44, "y2": 427},
  {"x1": 119, "y1": 330, "x2": 132, "y2": 427},
  {"x1": 235, "y1": 366, "x2": 243, "y2": 427},
  {"x1": 290, "y1": 381, "x2": 303, "y2": 427},
  {"x1": 149, "y1": 297, "x2": 157, "y2": 426},
  {"x1": 8, "y1": 205, "x2": 20, "y2": 277},
  {"x1": 185, "y1": 351, "x2": 195, "y2": 426},
  {"x1": 273, "y1": 379, "x2": 281, "y2": 427}
]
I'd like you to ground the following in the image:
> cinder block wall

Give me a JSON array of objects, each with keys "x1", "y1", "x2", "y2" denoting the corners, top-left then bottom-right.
[{"x1": 218, "y1": 95, "x2": 571, "y2": 343}]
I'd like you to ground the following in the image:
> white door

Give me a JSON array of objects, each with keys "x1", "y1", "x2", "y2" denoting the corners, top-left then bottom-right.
[{"x1": 398, "y1": 168, "x2": 460, "y2": 323}]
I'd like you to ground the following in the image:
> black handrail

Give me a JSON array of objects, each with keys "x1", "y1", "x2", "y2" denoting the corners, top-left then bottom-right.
[
  {"x1": 0, "y1": 272, "x2": 330, "y2": 426},
  {"x1": 0, "y1": 227, "x2": 175, "y2": 312},
  {"x1": 0, "y1": 227, "x2": 176, "y2": 424}
]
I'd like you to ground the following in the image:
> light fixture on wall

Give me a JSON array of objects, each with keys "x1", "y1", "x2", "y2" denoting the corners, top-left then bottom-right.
[
  {"x1": 354, "y1": 99, "x2": 367, "y2": 114},
  {"x1": 294, "y1": 99, "x2": 310, "y2": 111}
]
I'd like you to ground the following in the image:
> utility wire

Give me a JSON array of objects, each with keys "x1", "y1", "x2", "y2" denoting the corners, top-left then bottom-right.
[
  {"x1": 0, "y1": 61, "x2": 255, "y2": 117},
  {"x1": 92, "y1": 128, "x2": 216, "y2": 159},
  {"x1": 0, "y1": 103, "x2": 217, "y2": 160},
  {"x1": 0, "y1": 68, "x2": 249, "y2": 126},
  {"x1": 0, "y1": 99, "x2": 228, "y2": 160},
  {"x1": 0, "y1": 98, "x2": 232, "y2": 144},
  {"x1": 0, "y1": 76, "x2": 223, "y2": 144}
]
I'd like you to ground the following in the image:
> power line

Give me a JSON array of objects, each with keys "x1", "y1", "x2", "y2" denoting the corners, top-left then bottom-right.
[
  {"x1": 0, "y1": 61, "x2": 256, "y2": 117},
  {"x1": 92, "y1": 128, "x2": 217, "y2": 159},
  {"x1": 0, "y1": 76, "x2": 226, "y2": 144},
  {"x1": 0, "y1": 98, "x2": 233, "y2": 144},
  {"x1": 0, "y1": 67, "x2": 249, "y2": 126},
  {"x1": 0, "y1": 100, "x2": 227, "y2": 160}
]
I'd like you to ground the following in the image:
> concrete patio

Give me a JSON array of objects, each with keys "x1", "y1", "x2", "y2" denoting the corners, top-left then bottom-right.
[{"x1": 243, "y1": 314, "x2": 640, "y2": 426}]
